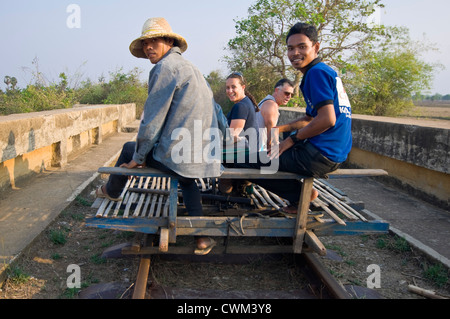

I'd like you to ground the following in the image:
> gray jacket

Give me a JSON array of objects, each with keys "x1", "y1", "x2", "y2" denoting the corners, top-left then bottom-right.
[{"x1": 133, "y1": 47, "x2": 224, "y2": 178}]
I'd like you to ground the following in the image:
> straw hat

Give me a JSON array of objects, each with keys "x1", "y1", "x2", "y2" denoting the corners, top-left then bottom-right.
[{"x1": 129, "y1": 17, "x2": 188, "y2": 58}]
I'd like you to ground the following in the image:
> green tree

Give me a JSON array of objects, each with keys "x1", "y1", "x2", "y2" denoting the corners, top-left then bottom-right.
[
  {"x1": 224, "y1": 0, "x2": 388, "y2": 101},
  {"x1": 1, "y1": 63, "x2": 148, "y2": 116},
  {"x1": 10, "y1": 77, "x2": 18, "y2": 90},
  {"x1": 77, "y1": 68, "x2": 147, "y2": 118},
  {"x1": 4, "y1": 76, "x2": 18, "y2": 91},
  {"x1": 205, "y1": 70, "x2": 232, "y2": 113},
  {"x1": 225, "y1": 0, "x2": 441, "y2": 115},
  {"x1": 346, "y1": 30, "x2": 441, "y2": 116},
  {"x1": 4, "y1": 76, "x2": 11, "y2": 89}
]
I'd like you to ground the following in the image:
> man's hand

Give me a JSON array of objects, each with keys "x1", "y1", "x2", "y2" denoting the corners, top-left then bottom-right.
[
  {"x1": 120, "y1": 160, "x2": 145, "y2": 169},
  {"x1": 269, "y1": 137, "x2": 294, "y2": 160},
  {"x1": 267, "y1": 127, "x2": 280, "y2": 154}
]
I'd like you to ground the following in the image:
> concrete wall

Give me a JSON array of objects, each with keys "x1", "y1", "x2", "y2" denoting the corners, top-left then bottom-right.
[
  {"x1": 279, "y1": 107, "x2": 450, "y2": 209},
  {"x1": 1, "y1": 104, "x2": 448, "y2": 209},
  {"x1": 0, "y1": 104, "x2": 136, "y2": 192}
]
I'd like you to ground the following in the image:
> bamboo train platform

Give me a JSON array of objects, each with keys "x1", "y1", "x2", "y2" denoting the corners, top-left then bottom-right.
[{"x1": 85, "y1": 167, "x2": 390, "y2": 257}]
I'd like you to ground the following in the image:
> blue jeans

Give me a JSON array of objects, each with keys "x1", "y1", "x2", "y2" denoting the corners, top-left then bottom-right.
[
  {"x1": 105, "y1": 142, "x2": 203, "y2": 216},
  {"x1": 234, "y1": 140, "x2": 341, "y2": 204}
]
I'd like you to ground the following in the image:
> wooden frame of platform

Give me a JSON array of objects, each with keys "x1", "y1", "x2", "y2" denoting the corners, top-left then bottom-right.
[{"x1": 86, "y1": 167, "x2": 389, "y2": 256}]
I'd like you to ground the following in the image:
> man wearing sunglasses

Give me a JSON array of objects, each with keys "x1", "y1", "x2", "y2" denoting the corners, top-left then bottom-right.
[
  {"x1": 270, "y1": 22, "x2": 352, "y2": 213},
  {"x1": 256, "y1": 79, "x2": 294, "y2": 152}
]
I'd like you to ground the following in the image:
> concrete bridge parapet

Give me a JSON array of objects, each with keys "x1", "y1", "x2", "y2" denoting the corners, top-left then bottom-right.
[
  {"x1": 0, "y1": 103, "x2": 136, "y2": 193},
  {"x1": 279, "y1": 107, "x2": 450, "y2": 210}
]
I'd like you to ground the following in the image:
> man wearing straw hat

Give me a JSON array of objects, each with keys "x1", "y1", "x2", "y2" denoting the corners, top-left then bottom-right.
[{"x1": 96, "y1": 17, "x2": 225, "y2": 255}]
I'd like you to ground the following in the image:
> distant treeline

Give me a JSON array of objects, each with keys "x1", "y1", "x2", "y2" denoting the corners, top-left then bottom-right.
[
  {"x1": 1, "y1": 68, "x2": 148, "y2": 117},
  {"x1": 413, "y1": 93, "x2": 450, "y2": 101},
  {"x1": 2, "y1": 66, "x2": 449, "y2": 117}
]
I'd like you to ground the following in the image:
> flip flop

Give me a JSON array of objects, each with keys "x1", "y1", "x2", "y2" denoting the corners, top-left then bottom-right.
[
  {"x1": 95, "y1": 185, "x2": 122, "y2": 202},
  {"x1": 194, "y1": 238, "x2": 217, "y2": 255},
  {"x1": 281, "y1": 205, "x2": 298, "y2": 214}
]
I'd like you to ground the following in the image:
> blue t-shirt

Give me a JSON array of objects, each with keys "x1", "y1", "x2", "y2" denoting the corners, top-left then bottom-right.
[
  {"x1": 300, "y1": 60, "x2": 352, "y2": 163},
  {"x1": 227, "y1": 96, "x2": 259, "y2": 149}
]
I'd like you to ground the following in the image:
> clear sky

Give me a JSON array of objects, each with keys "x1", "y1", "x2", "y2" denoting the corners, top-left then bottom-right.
[{"x1": 0, "y1": 0, "x2": 448, "y2": 95}]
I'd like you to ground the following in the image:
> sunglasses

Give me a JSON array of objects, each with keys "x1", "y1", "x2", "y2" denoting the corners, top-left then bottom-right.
[{"x1": 283, "y1": 91, "x2": 294, "y2": 98}]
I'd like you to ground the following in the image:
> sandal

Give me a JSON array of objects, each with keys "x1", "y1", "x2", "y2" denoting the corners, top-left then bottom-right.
[
  {"x1": 281, "y1": 205, "x2": 298, "y2": 214},
  {"x1": 194, "y1": 238, "x2": 216, "y2": 255},
  {"x1": 95, "y1": 185, "x2": 122, "y2": 202}
]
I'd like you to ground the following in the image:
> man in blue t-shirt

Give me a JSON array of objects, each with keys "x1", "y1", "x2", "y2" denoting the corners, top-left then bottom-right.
[
  {"x1": 233, "y1": 22, "x2": 352, "y2": 212},
  {"x1": 275, "y1": 22, "x2": 352, "y2": 165}
]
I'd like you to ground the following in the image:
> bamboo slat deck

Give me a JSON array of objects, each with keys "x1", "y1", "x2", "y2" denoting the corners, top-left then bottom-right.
[{"x1": 86, "y1": 167, "x2": 389, "y2": 256}]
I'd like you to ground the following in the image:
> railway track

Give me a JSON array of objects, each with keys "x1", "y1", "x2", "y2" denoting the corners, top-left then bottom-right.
[
  {"x1": 101, "y1": 233, "x2": 351, "y2": 300},
  {"x1": 301, "y1": 251, "x2": 350, "y2": 299},
  {"x1": 87, "y1": 174, "x2": 387, "y2": 300}
]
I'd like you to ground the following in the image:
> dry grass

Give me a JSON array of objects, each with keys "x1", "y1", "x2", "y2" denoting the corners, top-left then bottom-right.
[
  {"x1": 402, "y1": 102, "x2": 450, "y2": 120},
  {"x1": 1, "y1": 181, "x2": 449, "y2": 299}
]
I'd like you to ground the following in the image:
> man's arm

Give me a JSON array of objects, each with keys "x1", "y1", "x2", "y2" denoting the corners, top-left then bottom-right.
[
  {"x1": 275, "y1": 114, "x2": 313, "y2": 133},
  {"x1": 293, "y1": 104, "x2": 336, "y2": 140},
  {"x1": 270, "y1": 104, "x2": 336, "y2": 158},
  {"x1": 260, "y1": 100, "x2": 279, "y2": 148}
]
